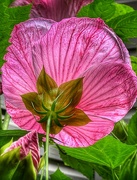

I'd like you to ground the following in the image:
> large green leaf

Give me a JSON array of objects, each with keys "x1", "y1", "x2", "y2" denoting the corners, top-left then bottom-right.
[
  {"x1": 119, "y1": 151, "x2": 137, "y2": 180},
  {"x1": 50, "y1": 168, "x2": 72, "y2": 180},
  {"x1": 0, "y1": 0, "x2": 31, "y2": 67},
  {"x1": 77, "y1": 0, "x2": 115, "y2": 20},
  {"x1": 131, "y1": 56, "x2": 137, "y2": 75},
  {"x1": 107, "y1": 11, "x2": 137, "y2": 41},
  {"x1": 0, "y1": 130, "x2": 28, "y2": 147},
  {"x1": 77, "y1": 0, "x2": 135, "y2": 42},
  {"x1": 60, "y1": 150, "x2": 94, "y2": 180},
  {"x1": 59, "y1": 136, "x2": 136, "y2": 169},
  {"x1": 126, "y1": 111, "x2": 137, "y2": 145},
  {"x1": 77, "y1": 0, "x2": 134, "y2": 22},
  {"x1": 112, "y1": 3, "x2": 134, "y2": 20}
]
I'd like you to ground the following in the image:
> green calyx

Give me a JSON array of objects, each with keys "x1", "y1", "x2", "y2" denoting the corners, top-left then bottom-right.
[{"x1": 21, "y1": 67, "x2": 90, "y2": 134}]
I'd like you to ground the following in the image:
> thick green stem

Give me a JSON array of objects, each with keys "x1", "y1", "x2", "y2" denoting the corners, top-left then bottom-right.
[
  {"x1": 45, "y1": 113, "x2": 51, "y2": 180},
  {"x1": 0, "y1": 96, "x2": 2, "y2": 130},
  {"x1": 2, "y1": 112, "x2": 10, "y2": 130}
]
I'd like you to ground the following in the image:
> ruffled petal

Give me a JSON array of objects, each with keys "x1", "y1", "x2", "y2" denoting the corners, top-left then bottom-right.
[
  {"x1": 77, "y1": 62, "x2": 137, "y2": 122},
  {"x1": 53, "y1": 120, "x2": 114, "y2": 147},
  {"x1": 11, "y1": 0, "x2": 93, "y2": 21},
  {"x1": 2, "y1": 18, "x2": 54, "y2": 107},
  {"x1": 4, "y1": 131, "x2": 40, "y2": 170},
  {"x1": 31, "y1": 17, "x2": 130, "y2": 85}
]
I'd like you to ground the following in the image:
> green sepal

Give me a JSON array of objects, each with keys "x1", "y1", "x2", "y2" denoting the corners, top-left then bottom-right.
[
  {"x1": 38, "y1": 156, "x2": 45, "y2": 172},
  {"x1": 0, "y1": 138, "x2": 13, "y2": 155},
  {"x1": 12, "y1": 152, "x2": 37, "y2": 180},
  {"x1": 112, "y1": 120, "x2": 128, "y2": 142},
  {"x1": 21, "y1": 92, "x2": 42, "y2": 116},
  {"x1": 37, "y1": 67, "x2": 58, "y2": 98},
  {"x1": 57, "y1": 78, "x2": 83, "y2": 111},
  {"x1": 0, "y1": 147, "x2": 21, "y2": 180}
]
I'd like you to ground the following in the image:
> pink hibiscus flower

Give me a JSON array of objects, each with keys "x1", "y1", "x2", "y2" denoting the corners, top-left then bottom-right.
[
  {"x1": 11, "y1": 0, "x2": 93, "y2": 21},
  {"x1": 3, "y1": 131, "x2": 40, "y2": 171},
  {"x1": 2, "y1": 17, "x2": 137, "y2": 147}
]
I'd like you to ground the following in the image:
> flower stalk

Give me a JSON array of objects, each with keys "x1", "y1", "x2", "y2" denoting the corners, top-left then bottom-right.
[
  {"x1": 45, "y1": 113, "x2": 52, "y2": 180},
  {"x1": 2, "y1": 112, "x2": 10, "y2": 130}
]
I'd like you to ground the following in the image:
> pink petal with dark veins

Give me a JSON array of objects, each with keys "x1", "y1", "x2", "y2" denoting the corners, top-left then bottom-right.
[
  {"x1": 77, "y1": 62, "x2": 137, "y2": 122},
  {"x1": 4, "y1": 131, "x2": 40, "y2": 170},
  {"x1": 11, "y1": 0, "x2": 94, "y2": 21},
  {"x1": 52, "y1": 120, "x2": 114, "y2": 147},
  {"x1": 31, "y1": 17, "x2": 130, "y2": 85}
]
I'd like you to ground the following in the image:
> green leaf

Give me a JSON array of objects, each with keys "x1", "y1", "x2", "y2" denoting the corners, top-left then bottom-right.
[
  {"x1": 77, "y1": 0, "x2": 115, "y2": 21},
  {"x1": 59, "y1": 136, "x2": 136, "y2": 169},
  {"x1": 50, "y1": 168, "x2": 72, "y2": 180},
  {"x1": 0, "y1": 129, "x2": 28, "y2": 147},
  {"x1": 107, "y1": 11, "x2": 137, "y2": 41},
  {"x1": 59, "y1": 150, "x2": 94, "y2": 180},
  {"x1": 0, "y1": 130, "x2": 44, "y2": 148},
  {"x1": 112, "y1": 3, "x2": 134, "y2": 20},
  {"x1": 131, "y1": 56, "x2": 137, "y2": 75},
  {"x1": 119, "y1": 151, "x2": 137, "y2": 180},
  {"x1": 126, "y1": 111, "x2": 137, "y2": 145},
  {"x1": 77, "y1": 0, "x2": 133, "y2": 22},
  {"x1": 0, "y1": 0, "x2": 31, "y2": 67}
]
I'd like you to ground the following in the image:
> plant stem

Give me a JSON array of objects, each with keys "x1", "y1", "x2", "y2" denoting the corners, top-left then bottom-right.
[
  {"x1": 2, "y1": 112, "x2": 10, "y2": 130},
  {"x1": 120, "y1": 121, "x2": 128, "y2": 137},
  {"x1": 111, "y1": 132, "x2": 119, "y2": 140},
  {"x1": 45, "y1": 113, "x2": 51, "y2": 180},
  {"x1": 0, "y1": 96, "x2": 2, "y2": 129}
]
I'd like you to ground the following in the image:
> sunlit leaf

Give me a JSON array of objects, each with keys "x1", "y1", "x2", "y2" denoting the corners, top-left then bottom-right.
[
  {"x1": 50, "y1": 168, "x2": 72, "y2": 180},
  {"x1": 59, "y1": 136, "x2": 136, "y2": 168},
  {"x1": 107, "y1": 11, "x2": 137, "y2": 41},
  {"x1": 60, "y1": 150, "x2": 94, "y2": 180},
  {"x1": 119, "y1": 151, "x2": 137, "y2": 180},
  {"x1": 126, "y1": 111, "x2": 137, "y2": 145},
  {"x1": 77, "y1": 0, "x2": 115, "y2": 21},
  {"x1": 0, "y1": 0, "x2": 31, "y2": 67}
]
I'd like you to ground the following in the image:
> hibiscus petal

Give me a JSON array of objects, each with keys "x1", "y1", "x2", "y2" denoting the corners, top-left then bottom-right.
[
  {"x1": 2, "y1": 18, "x2": 131, "y2": 135},
  {"x1": 2, "y1": 18, "x2": 54, "y2": 108},
  {"x1": 77, "y1": 62, "x2": 137, "y2": 122},
  {"x1": 53, "y1": 121, "x2": 114, "y2": 147},
  {"x1": 4, "y1": 131, "x2": 40, "y2": 170},
  {"x1": 11, "y1": 0, "x2": 93, "y2": 21},
  {"x1": 6, "y1": 102, "x2": 45, "y2": 134},
  {"x1": 31, "y1": 17, "x2": 130, "y2": 85}
]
